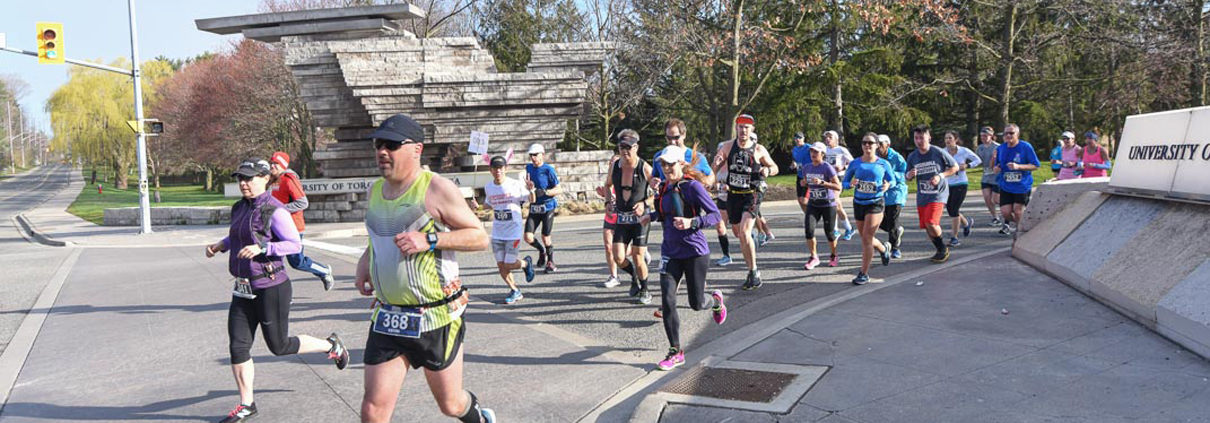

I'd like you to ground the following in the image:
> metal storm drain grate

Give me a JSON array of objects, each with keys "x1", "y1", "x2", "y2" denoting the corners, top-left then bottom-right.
[{"x1": 658, "y1": 366, "x2": 798, "y2": 403}]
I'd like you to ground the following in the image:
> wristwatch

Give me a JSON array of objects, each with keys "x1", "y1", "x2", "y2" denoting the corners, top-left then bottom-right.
[{"x1": 426, "y1": 233, "x2": 439, "y2": 251}]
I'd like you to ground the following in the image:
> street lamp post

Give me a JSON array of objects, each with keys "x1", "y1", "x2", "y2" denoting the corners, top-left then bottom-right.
[{"x1": 5, "y1": 101, "x2": 12, "y2": 174}]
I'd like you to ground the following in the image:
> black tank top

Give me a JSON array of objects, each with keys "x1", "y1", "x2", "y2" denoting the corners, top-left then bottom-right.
[
  {"x1": 726, "y1": 139, "x2": 762, "y2": 191},
  {"x1": 612, "y1": 159, "x2": 649, "y2": 213}
]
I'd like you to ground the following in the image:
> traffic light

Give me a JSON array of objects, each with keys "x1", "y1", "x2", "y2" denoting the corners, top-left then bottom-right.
[{"x1": 37, "y1": 22, "x2": 64, "y2": 65}]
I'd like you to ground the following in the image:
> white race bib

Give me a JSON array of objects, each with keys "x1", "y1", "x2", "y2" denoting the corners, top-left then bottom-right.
[
  {"x1": 232, "y1": 278, "x2": 256, "y2": 299},
  {"x1": 372, "y1": 305, "x2": 422, "y2": 338},
  {"x1": 855, "y1": 179, "x2": 878, "y2": 194},
  {"x1": 1005, "y1": 172, "x2": 1023, "y2": 183},
  {"x1": 493, "y1": 209, "x2": 514, "y2": 221},
  {"x1": 729, "y1": 173, "x2": 751, "y2": 189},
  {"x1": 809, "y1": 188, "x2": 829, "y2": 200},
  {"x1": 616, "y1": 212, "x2": 640, "y2": 225},
  {"x1": 529, "y1": 204, "x2": 548, "y2": 214}
]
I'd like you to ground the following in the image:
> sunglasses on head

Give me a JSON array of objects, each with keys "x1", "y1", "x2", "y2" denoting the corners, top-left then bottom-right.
[{"x1": 373, "y1": 138, "x2": 418, "y2": 151}]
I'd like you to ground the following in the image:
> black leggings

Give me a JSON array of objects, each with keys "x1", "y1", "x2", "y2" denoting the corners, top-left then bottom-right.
[
  {"x1": 946, "y1": 185, "x2": 968, "y2": 217},
  {"x1": 880, "y1": 204, "x2": 903, "y2": 247},
  {"x1": 805, "y1": 205, "x2": 837, "y2": 242},
  {"x1": 229, "y1": 280, "x2": 300, "y2": 364},
  {"x1": 525, "y1": 212, "x2": 555, "y2": 236},
  {"x1": 660, "y1": 255, "x2": 715, "y2": 349}
]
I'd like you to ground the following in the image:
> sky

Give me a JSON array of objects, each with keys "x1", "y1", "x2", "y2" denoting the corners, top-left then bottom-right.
[{"x1": 0, "y1": 0, "x2": 262, "y2": 134}]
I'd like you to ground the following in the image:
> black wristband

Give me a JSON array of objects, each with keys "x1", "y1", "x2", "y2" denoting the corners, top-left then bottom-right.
[{"x1": 535, "y1": 189, "x2": 546, "y2": 197}]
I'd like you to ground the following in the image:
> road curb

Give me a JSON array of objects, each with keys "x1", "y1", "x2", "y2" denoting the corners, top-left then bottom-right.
[
  {"x1": 0, "y1": 248, "x2": 82, "y2": 410},
  {"x1": 12, "y1": 214, "x2": 72, "y2": 247}
]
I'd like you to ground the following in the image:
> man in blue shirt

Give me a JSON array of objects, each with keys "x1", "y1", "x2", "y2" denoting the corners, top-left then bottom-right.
[
  {"x1": 906, "y1": 124, "x2": 960, "y2": 263},
  {"x1": 993, "y1": 123, "x2": 1040, "y2": 234},
  {"x1": 525, "y1": 143, "x2": 563, "y2": 273},
  {"x1": 651, "y1": 118, "x2": 716, "y2": 188},
  {"x1": 791, "y1": 132, "x2": 811, "y2": 213},
  {"x1": 876, "y1": 134, "x2": 908, "y2": 259}
]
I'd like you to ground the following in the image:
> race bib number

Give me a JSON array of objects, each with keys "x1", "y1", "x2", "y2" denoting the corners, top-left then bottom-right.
[
  {"x1": 809, "y1": 188, "x2": 829, "y2": 200},
  {"x1": 617, "y1": 212, "x2": 640, "y2": 225},
  {"x1": 918, "y1": 180, "x2": 940, "y2": 195},
  {"x1": 529, "y1": 204, "x2": 547, "y2": 214},
  {"x1": 729, "y1": 173, "x2": 751, "y2": 188},
  {"x1": 658, "y1": 256, "x2": 669, "y2": 275},
  {"x1": 826, "y1": 155, "x2": 837, "y2": 165},
  {"x1": 232, "y1": 278, "x2": 256, "y2": 299},
  {"x1": 855, "y1": 180, "x2": 878, "y2": 194},
  {"x1": 373, "y1": 305, "x2": 423, "y2": 338},
  {"x1": 493, "y1": 209, "x2": 514, "y2": 221},
  {"x1": 1004, "y1": 172, "x2": 1023, "y2": 183}
]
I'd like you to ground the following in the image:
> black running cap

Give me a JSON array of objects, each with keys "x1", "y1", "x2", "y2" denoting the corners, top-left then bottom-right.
[
  {"x1": 490, "y1": 156, "x2": 507, "y2": 167},
  {"x1": 369, "y1": 114, "x2": 425, "y2": 143},
  {"x1": 232, "y1": 158, "x2": 271, "y2": 177}
]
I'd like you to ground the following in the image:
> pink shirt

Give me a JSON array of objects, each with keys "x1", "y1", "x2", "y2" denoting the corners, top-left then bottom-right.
[
  {"x1": 1057, "y1": 147, "x2": 1082, "y2": 180},
  {"x1": 1082, "y1": 146, "x2": 1108, "y2": 178}
]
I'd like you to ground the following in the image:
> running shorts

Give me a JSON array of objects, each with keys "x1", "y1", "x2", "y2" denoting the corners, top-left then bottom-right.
[
  {"x1": 364, "y1": 317, "x2": 465, "y2": 371},
  {"x1": 491, "y1": 238, "x2": 521, "y2": 264},
  {"x1": 1000, "y1": 191, "x2": 1031, "y2": 206},
  {"x1": 525, "y1": 211, "x2": 554, "y2": 236},
  {"x1": 612, "y1": 223, "x2": 649, "y2": 247},
  {"x1": 726, "y1": 192, "x2": 760, "y2": 225},
  {"x1": 853, "y1": 199, "x2": 886, "y2": 222},
  {"x1": 917, "y1": 202, "x2": 945, "y2": 228}
]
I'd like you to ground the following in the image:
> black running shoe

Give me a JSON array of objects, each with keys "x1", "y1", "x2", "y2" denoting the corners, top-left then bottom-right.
[
  {"x1": 219, "y1": 403, "x2": 257, "y2": 423},
  {"x1": 545, "y1": 260, "x2": 558, "y2": 274},
  {"x1": 536, "y1": 252, "x2": 547, "y2": 268},
  {"x1": 629, "y1": 280, "x2": 641, "y2": 297},
  {"x1": 750, "y1": 270, "x2": 763, "y2": 289},
  {"x1": 930, "y1": 248, "x2": 950, "y2": 263},
  {"x1": 327, "y1": 333, "x2": 350, "y2": 370},
  {"x1": 880, "y1": 249, "x2": 891, "y2": 266}
]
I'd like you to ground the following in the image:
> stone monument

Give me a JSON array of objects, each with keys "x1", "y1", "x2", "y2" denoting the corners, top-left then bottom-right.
[{"x1": 196, "y1": 4, "x2": 614, "y2": 222}]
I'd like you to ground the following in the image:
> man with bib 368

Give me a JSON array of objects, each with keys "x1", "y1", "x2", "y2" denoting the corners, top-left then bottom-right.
[{"x1": 354, "y1": 114, "x2": 496, "y2": 423}]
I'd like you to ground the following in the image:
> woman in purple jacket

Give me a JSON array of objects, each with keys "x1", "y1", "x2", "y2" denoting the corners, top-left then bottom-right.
[
  {"x1": 204, "y1": 158, "x2": 350, "y2": 423},
  {"x1": 640, "y1": 146, "x2": 729, "y2": 372}
]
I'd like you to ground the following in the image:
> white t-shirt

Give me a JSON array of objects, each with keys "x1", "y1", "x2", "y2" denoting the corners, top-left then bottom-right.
[
  {"x1": 485, "y1": 178, "x2": 528, "y2": 240},
  {"x1": 826, "y1": 146, "x2": 854, "y2": 172},
  {"x1": 944, "y1": 146, "x2": 982, "y2": 186}
]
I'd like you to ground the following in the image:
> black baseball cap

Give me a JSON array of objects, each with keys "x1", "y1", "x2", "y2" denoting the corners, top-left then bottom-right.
[
  {"x1": 489, "y1": 156, "x2": 507, "y2": 168},
  {"x1": 369, "y1": 114, "x2": 425, "y2": 143},
  {"x1": 794, "y1": 131, "x2": 805, "y2": 139},
  {"x1": 232, "y1": 158, "x2": 271, "y2": 178}
]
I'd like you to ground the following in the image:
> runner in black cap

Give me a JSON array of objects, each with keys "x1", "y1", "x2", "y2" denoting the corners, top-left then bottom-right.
[
  {"x1": 205, "y1": 158, "x2": 350, "y2": 423},
  {"x1": 483, "y1": 156, "x2": 536, "y2": 304},
  {"x1": 356, "y1": 114, "x2": 496, "y2": 423}
]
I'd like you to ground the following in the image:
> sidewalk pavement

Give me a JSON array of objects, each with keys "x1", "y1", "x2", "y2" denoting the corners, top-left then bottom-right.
[{"x1": 632, "y1": 250, "x2": 1210, "y2": 423}]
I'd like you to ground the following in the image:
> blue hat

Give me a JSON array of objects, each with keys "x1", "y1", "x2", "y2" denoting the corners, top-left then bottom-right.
[{"x1": 1084, "y1": 131, "x2": 1099, "y2": 141}]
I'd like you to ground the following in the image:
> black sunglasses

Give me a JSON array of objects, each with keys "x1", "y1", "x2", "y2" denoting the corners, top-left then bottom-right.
[
  {"x1": 373, "y1": 138, "x2": 418, "y2": 151},
  {"x1": 665, "y1": 135, "x2": 682, "y2": 141},
  {"x1": 861, "y1": 141, "x2": 878, "y2": 146},
  {"x1": 618, "y1": 144, "x2": 633, "y2": 150},
  {"x1": 236, "y1": 174, "x2": 256, "y2": 182}
]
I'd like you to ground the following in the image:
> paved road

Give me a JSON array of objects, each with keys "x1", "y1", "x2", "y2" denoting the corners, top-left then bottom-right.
[{"x1": 0, "y1": 165, "x2": 74, "y2": 356}]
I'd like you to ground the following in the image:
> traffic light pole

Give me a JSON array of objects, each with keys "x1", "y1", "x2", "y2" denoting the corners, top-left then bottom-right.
[
  {"x1": 127, "y1": 0, "x2": 151, "y2": 234},
  {"x1": 0, "y1": 0, "x2": 153, "y2": 233}
]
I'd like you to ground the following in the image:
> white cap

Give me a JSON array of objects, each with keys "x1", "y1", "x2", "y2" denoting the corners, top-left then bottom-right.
[
  {"x1": 823, "y1": 130, "x2": 839, "y2": 140},
  {"x1": 750, "y1": 133, "x2": 759, "y2": 141},
  {"x1": 877, "y1": 134, "x2": 891, "y2": 144},
  {"x1": 527, "y1": 143, "x2": 545, "y2": 154},
  {"x1": 1060, "y1": 131, "x2": 1075, "y2": 139},
  {"x1": 809, "y1": 142, "x2": 827, "y2": 153},
  {"x1": 659, "y1": 146, "x2": 687, "y2": 164}
]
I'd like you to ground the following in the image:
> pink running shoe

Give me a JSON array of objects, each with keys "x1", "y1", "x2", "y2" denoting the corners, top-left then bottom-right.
[
  {"x1": 657, "y1": 348, "x2": 685, "y2": 371},
  {"x1": 711, "y1": 290, "x2": 727, "y2": 324},
  {"x1": 804, "y1": 256, "x2": 820, "y2": 270},
  {"x1": 828, "y1": 255, "x2": 840, "y2": 267}
]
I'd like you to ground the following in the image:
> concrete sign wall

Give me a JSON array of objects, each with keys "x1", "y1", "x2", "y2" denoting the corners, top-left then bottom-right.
[
  {"x1": 1111, "y1": 106, "x2": 1210, "y2": 204},
  {"x1": 224, "y1": 171, "x2": 523, "y2": 197}
]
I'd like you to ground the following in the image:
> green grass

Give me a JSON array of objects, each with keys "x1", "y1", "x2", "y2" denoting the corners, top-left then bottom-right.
[
  {"x1": 69, "y1": 168, "x2": 232, "y2": 225},
  {"x1": 768, "y1": 165, "x2": 1059, "y2": 195}
]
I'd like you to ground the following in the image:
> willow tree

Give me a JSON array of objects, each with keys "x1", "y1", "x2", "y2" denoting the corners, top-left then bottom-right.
[{"x1": 47, "y1": 59, "x2": 172, "y2": 189}]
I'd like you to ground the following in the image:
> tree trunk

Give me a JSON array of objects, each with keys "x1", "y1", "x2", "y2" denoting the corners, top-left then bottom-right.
[
  {"x1": 965, "y1": 13, "x2": 981, "y2": 137},
  {"x1": 114, "y1": 162, "x2": 129, "y2": 190},
  {"x1": 204, "y1": 168, "x2": 214, "y2": 192},
  {"x1": 729, "y1": 0, "x2": 745, "y2": 140},
  {"x1": 1195, "y1": 1, "x2": 1207, "y2": 106},
  {"x1": 997, "y1": 3, "x2": 1018, "y2": 129},
  {"x1": 829, "y1": 0, "x2": 844, "y2": 137}
]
